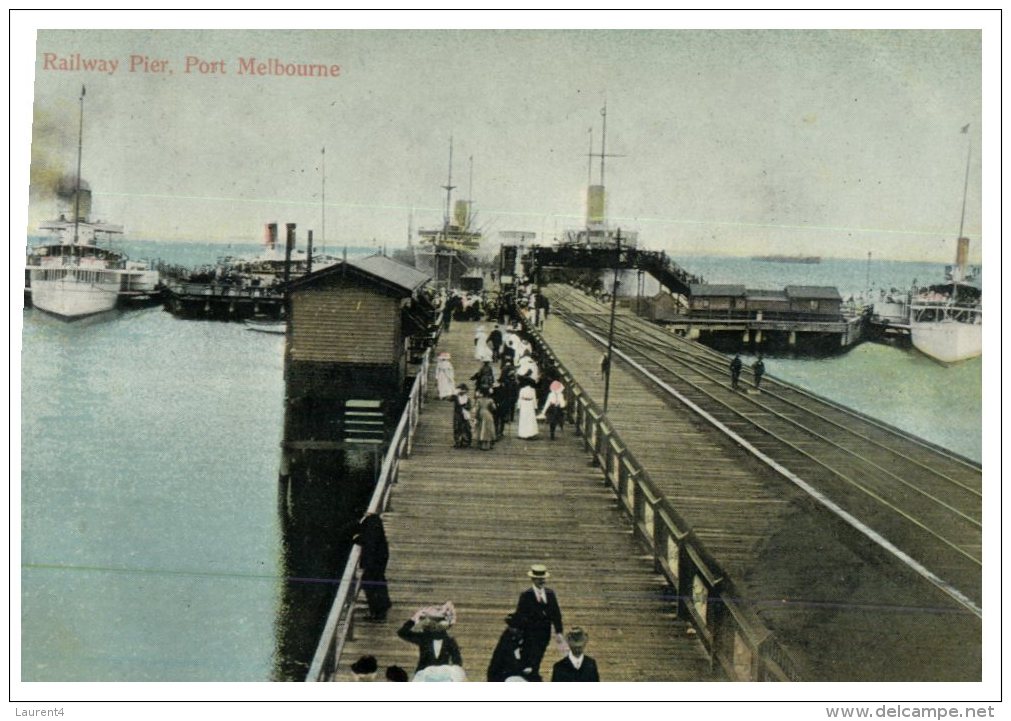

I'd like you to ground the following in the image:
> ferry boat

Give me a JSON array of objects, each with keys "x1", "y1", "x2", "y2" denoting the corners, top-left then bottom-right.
[
  {"x1": 26, "y1": 88, "x2": 159, "y2": 319},
  {"x1": 909, "y1": 125, "x2": 982, "y2": 364},
  {"x1": 909, "y1": 265, "x2": 982, "y2": 364},
  {"x1": 26, "y1": 216, "x2": 160, "y2": 319}
]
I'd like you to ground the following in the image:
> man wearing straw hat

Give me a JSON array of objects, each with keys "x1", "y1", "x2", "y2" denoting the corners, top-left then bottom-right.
[{"x1": 513, "y1": 564, "x2": 564, "y2": 680}]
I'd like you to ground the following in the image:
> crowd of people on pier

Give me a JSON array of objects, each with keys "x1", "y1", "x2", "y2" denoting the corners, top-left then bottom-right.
[
  {"x1": 341, "y1": 558, "x2": 598, "y2": 682},
  {"x1": 436, "y1": 328, "x2": 569, "y2": 449},
  {"x1": 336, "y1": 282, "x2": 599, "y2": 683}
]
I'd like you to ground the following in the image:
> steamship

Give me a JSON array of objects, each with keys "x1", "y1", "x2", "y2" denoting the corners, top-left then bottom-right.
[
  {"x1": 413, "y1": 139, "x2": 482, "y2": 287},
  {"x1": 27, "y1": 88, "x2": 158, "y2": 320},
  {"x1": 909, "y1": 127, "x2": 983, "y2": 364},
  {"x1": 26, "y1": 178, "x2": 159, "y2": 319}
]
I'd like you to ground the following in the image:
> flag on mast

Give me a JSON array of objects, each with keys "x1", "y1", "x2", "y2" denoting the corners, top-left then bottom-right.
[{"x1": 960, "y1": 123, "x2": 970, "y2": 133}]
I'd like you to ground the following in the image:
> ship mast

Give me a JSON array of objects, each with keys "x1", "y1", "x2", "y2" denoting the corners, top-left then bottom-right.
[
  {"x1": 73, "y1": 85, "x2": 85, "y2": 248},
  {"x1": 321, "y1": 146, "x2": 326, "y2": 256},
  {"x1": 953, "y1": 124, "x2": 973, "y2": 285},
  {"x1": 442, "y1": 135, "x2": 455, "y2": 240}
]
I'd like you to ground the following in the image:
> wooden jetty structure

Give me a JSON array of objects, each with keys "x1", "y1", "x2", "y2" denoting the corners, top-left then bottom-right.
[
  {"x1": 535, "y1": 286, "x2": 981, "y2": 681},
  {"x1": 309, "y1": 321, "x2": 725, "y2": 682},
  {"x1": 305, "y1": 279, "x2": 980, "y2": 682},
  {"x1": 517, "y1": 244, "x2": 868, "y2": 352}
]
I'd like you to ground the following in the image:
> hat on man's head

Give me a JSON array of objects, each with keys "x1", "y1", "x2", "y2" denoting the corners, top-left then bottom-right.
[
  {"x1": 457, "y1": 383, "x2": 469, "y2": 391},
  {"x1": 351, "y1": 655, "x2": 378, "y2": 675},
  {"x1": 527, "y1": 563, "x2": 550, "y2": 579},
  {"x1": 565, "y1": 627, "x2": 588, "y2": 646}
]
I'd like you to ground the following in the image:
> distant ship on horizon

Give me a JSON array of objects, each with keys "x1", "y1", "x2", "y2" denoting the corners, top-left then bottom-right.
[{"x1": 751, "y1": 254, "x2": 821, "y2": 264}]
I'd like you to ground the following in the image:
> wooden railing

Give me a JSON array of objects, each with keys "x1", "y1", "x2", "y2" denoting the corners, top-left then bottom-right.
[
  {"x1": 528, "y1": 324, "x2": 804, "y2": 682},
  {"x1": 304, "y1": 347, "x2": 432, "y2": 682}
]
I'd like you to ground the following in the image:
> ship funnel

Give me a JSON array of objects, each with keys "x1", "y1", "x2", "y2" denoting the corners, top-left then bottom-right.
[
  {"x1": 955, "y1": 236, "x2": 970, "y2": 275},
  {"x1": 586, "y1": 185, "x2": 606, "y2": 225},
  {"x1": 453, "y1": 199, "x2": 471, "y2": 229},
  {"x1": 265, "y1": 222, "x2": 278, "y2": 250},
  {"x1": 56, "y1": 175, "x2": 92, "y2": 222}
]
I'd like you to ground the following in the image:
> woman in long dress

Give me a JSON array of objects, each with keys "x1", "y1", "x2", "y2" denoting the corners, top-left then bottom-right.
[
  {"x1": 539, "y1": 380, "x2": 567, "y2": 440},
  {"x1": 516, "y1": 385, "x2": 539, "y2": 440},
  {"x1": 474, "y1": 325, "x2": 492, "y2": 362},
  {"x1": 435, "y1": 352, "x2": 456, "y2": 399},
  {"x1": 475, "y1": 390, "x2": 497, "y2": 450},
  {"x1": 452, "y1": 384, "x2": 473, "y2": 448}
]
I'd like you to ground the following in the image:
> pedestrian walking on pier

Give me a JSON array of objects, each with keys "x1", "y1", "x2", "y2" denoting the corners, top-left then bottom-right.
[
  {"x1": 516, "y1": 385, "x2": 540, "y2": 440},
  {"x1": 475, "y1": 389, "x2": 498, "y2": 451},
  {"x1": 513, "y1": 564, "x2": 564, "y2": 680},
  {"x1": 354, "y1": 513, "x2": 392, "y2": 621},
  {"x1": 396, "y1": 602, "x2": 463, "y2": 674},
  {"x1": 435, "y1": 352, "x2": 456, "y2": 400},
  {"x1": 487, "y1": 614, "x2": 537, "y2": 681},
  {"x1": 600, "y1": 353, "x2": 610, "y2": 380},
  {"x1": 474, "y1": 325, "x2": 493, "y2": 362},
  {"x1": 729, "y1": 353, "x2": 743, "y2": 390},
  {"x1": 540, "y1": 380, "x2": 567, "y2": 440},
  {"x1": 494, "y1": 362, "x2": 518, "y2": 438},
  {"x1": 452, "y1": 384, "x2": 473, "y2": 448},
  {"x1": 471, "y1": 360, "x2": 496, "y2": 396},
  {"x1": 752, "y1": 355, "x2": 766, "y2": 391},
  {"x1": 489, "y1": 323, "x2": 504, "y2": 362},
  {"x1": 550, "y1": 627, "x2": 599, "y2": 682}
]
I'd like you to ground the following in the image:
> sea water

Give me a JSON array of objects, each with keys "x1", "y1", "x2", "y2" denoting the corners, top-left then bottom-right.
[{"x1": 17, "y1": 243, "x2": 983, "y2": 682}]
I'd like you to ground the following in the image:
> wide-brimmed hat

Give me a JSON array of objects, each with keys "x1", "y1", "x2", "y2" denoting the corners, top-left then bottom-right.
[
  {"x1": 438, "y1": 352, "x2": 451, "y2": 360},
  {"x1": 457, "y1": 383, "x2": 469, "y2": 391},
  {"x1": 565, "y1": 627, "x2": 588, "y2": 646},
  {"x1": 527, "y1": 564, "x2": 550, "y2": 579}
]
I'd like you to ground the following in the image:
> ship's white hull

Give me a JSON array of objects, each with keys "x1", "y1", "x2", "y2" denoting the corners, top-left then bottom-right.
[
  {"x1": 910, "y1": 319, "x2": 982, "y2": 364},
  {"x1": 30, "y1": 273, "x2": 120, "y2": 319}
]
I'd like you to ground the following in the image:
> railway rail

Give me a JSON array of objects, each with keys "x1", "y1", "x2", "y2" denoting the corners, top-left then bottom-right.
[{"x1": 545, "y1": 286, "x2": 983, "y2": 616}]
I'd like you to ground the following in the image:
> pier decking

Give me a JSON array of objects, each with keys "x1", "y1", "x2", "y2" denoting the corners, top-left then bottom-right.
[
  {"x1": 321, "y1": 285, "x2": 980, "y2": 682},
  {"x1": 335, "y1": 321, "x2": 722, "y2": 682}
]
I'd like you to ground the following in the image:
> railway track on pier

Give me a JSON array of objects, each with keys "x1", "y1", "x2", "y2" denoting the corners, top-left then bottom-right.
[{"x1": 546, "y1": 286, "x2": 983, "y2": 616}]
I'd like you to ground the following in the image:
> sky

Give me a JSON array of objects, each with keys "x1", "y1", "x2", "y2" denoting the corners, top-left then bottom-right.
[{"x1": 14, "y1": 19, "x2": 992, "y2": 266}]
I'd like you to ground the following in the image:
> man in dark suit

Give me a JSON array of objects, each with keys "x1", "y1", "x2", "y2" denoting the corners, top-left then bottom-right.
[
  {"x1": 513, "y1": 564, "x2": 564, "y2": 679},
  {"x1": 487, "y1": 614, "x2": 538, "y2": 681},
  {"x1": 551, "y1": 627, "x2": 599, "y2": 682}
]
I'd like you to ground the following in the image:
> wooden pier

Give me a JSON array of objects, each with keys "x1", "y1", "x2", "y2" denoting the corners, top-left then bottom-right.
[
  {"x1": 310, "y1": 285, "x2": 980, "y2": 682},
  {"x1": 327, "y1": 322, "x2": 722, "y2": 682}
]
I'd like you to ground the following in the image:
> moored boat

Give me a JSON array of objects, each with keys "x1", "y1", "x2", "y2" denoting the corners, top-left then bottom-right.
[
  {"x1": 909, "y1": 125, "x2": 982, "y2": 364},
  {"x1": 414, "y1": 138, "x2": 482, "y2": 287},
  {"x1": 26, "y1": 87, "x2": 159, "y2": 319}
]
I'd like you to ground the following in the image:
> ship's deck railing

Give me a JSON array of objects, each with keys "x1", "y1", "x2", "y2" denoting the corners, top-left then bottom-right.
[
  {"x1": 305, "y1": 346, "x2": 432, "y2": 682},
  {"x1": 525, "y1": 316, "x2": 804, "y2": 682}
]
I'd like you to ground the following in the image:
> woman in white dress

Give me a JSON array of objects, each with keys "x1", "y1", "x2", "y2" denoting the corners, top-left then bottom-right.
[
  {"x1": 435, "y1": 352, "x2": 456, "y2": 399},
  {"x1": 516, "y1": 385, "x2": 539, "y2": 439},
  {"x1": 474, "y1": 325, "x2": 493, "y2": 362}
]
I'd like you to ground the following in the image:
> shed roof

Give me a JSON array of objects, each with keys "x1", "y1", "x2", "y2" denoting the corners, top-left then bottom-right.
[
  {"x1": 784, "y1": 285, "x2": 842, "y2": 300},
  {"x1": 689, "y1": 284, "x2": 746, "y2": 297},
  {"x1": 288, "y1": 254, "x2": 430, "y2": 296},
  {"x1": 745, "y1": 288, "x2": 788, "y2": 300}
]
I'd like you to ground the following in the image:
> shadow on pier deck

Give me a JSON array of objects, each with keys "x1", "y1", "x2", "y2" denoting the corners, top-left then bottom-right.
[{"x1": 334, "y1": 321, "x2": 722, "y2": 682}]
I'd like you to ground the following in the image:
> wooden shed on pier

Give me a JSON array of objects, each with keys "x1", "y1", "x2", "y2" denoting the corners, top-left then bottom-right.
[{"x1": 283, "y1": 254, "x2": 433, "y2": 449}]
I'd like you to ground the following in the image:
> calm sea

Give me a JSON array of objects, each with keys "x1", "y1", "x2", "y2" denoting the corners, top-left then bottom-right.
[{"x1": 18, "y1": 243, "x2": 982, "y2": 681}]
